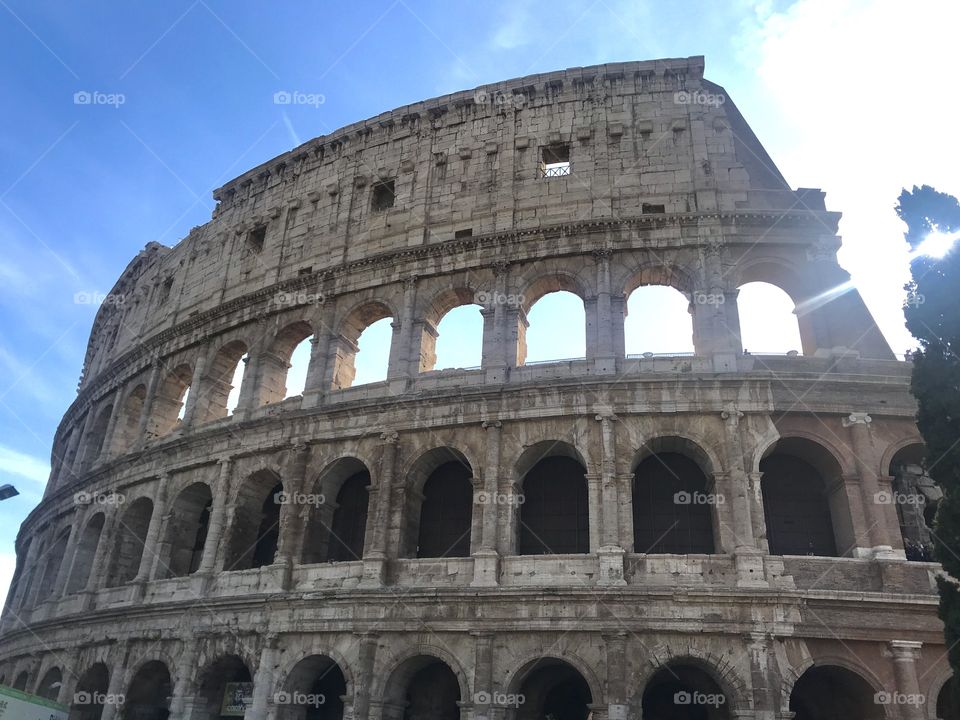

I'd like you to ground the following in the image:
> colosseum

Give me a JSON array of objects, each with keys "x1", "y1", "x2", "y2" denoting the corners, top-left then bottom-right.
[{"x1": 0, "y1": 56, "x2": 952, "y2": 720}]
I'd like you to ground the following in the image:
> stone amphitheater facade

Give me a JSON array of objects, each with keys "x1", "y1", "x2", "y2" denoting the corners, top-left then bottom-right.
[{"x1": 0, "y1": 57, "x2": 951, "y2": 720}]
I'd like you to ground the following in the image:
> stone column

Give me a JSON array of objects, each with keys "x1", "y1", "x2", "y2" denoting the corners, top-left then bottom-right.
[
  {"x1": 593, "y1": 249, "x2": 616, "y2": 373},
  {"x1": 180, "y1": 347, "x2": 209, "y2": 429},
  {"x1": 352, "y1": 633, "x2": 379, "y2": 720},
  {"x1": 301, "y1": 332, "x2": 329, "y2": 408},
  {"x1": 52, "y1": 521, "x2": 81, "y2": 599},
  {"x1": 387, "y1": 277, "x2": 417, "y2": 387},
  {"x1": 361, "y1": 433, "x2": 398, "y2": 587},
  {"x1": 9, "y1": 538, "x2": 41, "y2": 615},
  {"x1": 842, "y1": 412, "x2": 897, "y2": 557},
  {"x1": 134, "y1": 474, "x2": 169, "y2": 583},
  {"x1": 99, "y1": 389, "x2": 124, "y2": 460},
  {"x1": 168, "y1": 636, "x2": 200, "y2": 718},
  {"x1": 276, "y1": 444, "x2": 310, "y2": 588},
  {"x1": 596, "y1": 412, "x2": 626, "y2": 585},
  {"x1": 604, "y1": 633, "x2": 628, "y2": 720},
  {"x1": 472, "y1": 633, "x2": 494, "y2": 720},
  {"x1": 747, "y1": 471, "x2": 768, "y2": 553},
  {"x1": 99, "y1": 651, "x2": 127, "y2": 720},
  {"x1": 134, "y1": 359, "x2": 164, "y2": 449},
  {"x1": 73, "y1": 408, "x2": 100, "y2": 473},
  {"x1": 721, "y1": 409, "x2": 767, "y2": 586},
  {"x1": 250, "y1": 635, "x2": 280, "y2": 720},
  {"x1": 746, "y1": 632, "x2": 777, "y2": 719},
  {"x1": 234, "y1": 348, "x2": 264, "y2": 417},
  {"x1": 198, "y1": 457, "x2": 234, "y2": 575},
  {"x1": 472, "y1": 420, "x2": 502, "y2": 587},
  {"x1": 886, "y1": 641, "x2": 924, "y2": 720}
]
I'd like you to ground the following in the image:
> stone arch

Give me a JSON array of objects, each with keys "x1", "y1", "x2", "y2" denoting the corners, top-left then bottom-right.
[
  {"x1": 66, "y1": 512, "x2": 105, "y2": 593},
  {"x1": 781, "y1": 657, "x2": 891, "y2": 719},
  {"x1": 158, "y1": 481, "x2": 212, "y2": 578},
  {"x1": 35, "y1": 665, "x2": 62, "y2": 701},
  {"x1": 632, "y1": 650, "x2": 749, "y2": 718},
  {"x1": 35, "y1": 527, "x2": 71, "y2": 601},
  {"x1": 419, "y1": 287, "x2": 483, "y2": 372},
  {"x1": 883, "y1": 437, "x2": 927, "y2": 478},
  {"x1": 12, "y1": 669, "x2": 30, "y2": 690},
  {"x1": 926, "y1": 668, "x2": 957, "y2": 720},
  {"x1": 194, "y1": 654, "x2": 253, "y2": 720},
  {"x1": 275, "y1": 653, "x2": 351, "y2": 720},
  {"x1": 105, "y1": 496, "x2": 154, "y2": 587},
  {"x1": 195, "y1": 339, "x2": 249, "y2": 423},
  {"x1": 400, "y1": 447, "x2": 474, "y2": 559},
  {"x1": 886, "y1": 440, "x2": 936, "y2": 560},
  {"x1": 70, "y1": 662, "x2": 110, "y2": 720},
  {"x1": 123, "y1": 659, "x2": 172, "y2": 720},
  {"x1": 224, "y1": 468, "x2": 283, "y2": 571},
  {"x1": 631, "y1": 433, "x2": 720, "y2": 477},
  {"x1": 81, "y1": 404, "x2": 113, "y2": 468},
  {"x1": 331, "y1": 300, "x2": 396, "y2": 389},
  {"x1": 516, "y1": 270, "x2": 589, "y2": 366},
  {"x1": 111, "y1": 383, "x2": 147, "y2": 454},
  {"x1": 622, "y1": 262, "x2": 697, "y2": 297},
  {"x1": 735, "y1": 257, "x2": 818, "y2": 356},
  {"x1": 758, "y1": 435, "x2": 847, "y2": 557},
  {"x1": 259, "y1": 320, "x2": 315, "y2": 406},
  {"x1": 376, "y1": 646, "x2": 470, "y2": 720},
  {"x1": 503, "y1": 652, "x2": 604, "y2": 710},
  {"x1": 514, "y1": 440, "x2": 590, "y2": 555},
  {"x1": 275, "y1": 645, "x2": 356, "y2": 700},
  {"x1": 302, "y1": 457, "x2": 372, "y2": 565},
  {"x1": 146, "y1": 363, "x2": 192, "y2": 439}
]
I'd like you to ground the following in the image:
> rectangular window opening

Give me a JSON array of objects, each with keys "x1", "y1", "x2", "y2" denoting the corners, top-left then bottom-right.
[
  {"x1": 454, "y1": 228, "x2": 473, "y2": 239},
  {"x1": 247, "y1": 225, "x2": 266, "y2": 253},
  {"x1": 371, "y1": 180, "x2": 396, "y2": 211},
  {"x1": 540, "y1": 144, "x2": 570, "y2": 178},
  {"x1": 642, "y1": 203, "x2": 666, "y2": 214}
]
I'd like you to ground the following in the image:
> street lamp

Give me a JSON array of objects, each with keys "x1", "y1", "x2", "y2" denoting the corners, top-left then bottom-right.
[{"x1": 0, "y1": 485, "x2": 19, "y2": 500}]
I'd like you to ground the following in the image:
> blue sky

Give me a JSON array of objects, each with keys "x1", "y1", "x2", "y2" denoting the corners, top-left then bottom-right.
[{"x1": 0, "y1": 0, "x2": 957, "y2": 603}]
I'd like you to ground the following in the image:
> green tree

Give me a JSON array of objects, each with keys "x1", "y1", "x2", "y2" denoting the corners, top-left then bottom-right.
[{"x1": 898, "y1": 185, "x2": 960, "y2": 684}]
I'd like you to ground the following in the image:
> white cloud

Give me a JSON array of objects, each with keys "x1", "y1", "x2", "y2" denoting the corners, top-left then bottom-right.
[{"x1": 0, "y1": 444, "x2": 50, "y2": 486}]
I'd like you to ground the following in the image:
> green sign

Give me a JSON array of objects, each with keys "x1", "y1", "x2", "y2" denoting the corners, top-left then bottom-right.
[{"x1": 221, "y1": 682, "x2": 253, "y2": 717}]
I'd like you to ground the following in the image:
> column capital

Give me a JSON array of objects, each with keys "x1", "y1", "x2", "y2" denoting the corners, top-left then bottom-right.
[
  {"x1": 721, "y1": 407, "x2": 744, "y2": 426},
  {"x1": 403, "y1": 275, "x2": 419, "y2": 290},
  {"x1": 592, "y1": 247, "x2": 613, "y2": 260},
  {"x1": 842, "y1": 412, "x2": 873, "y2": 427},
  {"x1": 380, "y1": 431, "x2": 399, "y2": 444},
  {"x1": 481, "y1": 420, "x2": 502, "y2": 430},
  {"x1": 886, "y1": 640, "x2": 922, "y2": 661}
]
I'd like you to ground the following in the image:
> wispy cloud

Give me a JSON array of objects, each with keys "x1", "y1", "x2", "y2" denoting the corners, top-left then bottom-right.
[{"x1": 0, "y1": 444, "x2": 50, "y2": 485}]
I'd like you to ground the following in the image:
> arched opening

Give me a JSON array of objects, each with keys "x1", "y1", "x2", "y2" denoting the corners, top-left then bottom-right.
[
  {"x1": 112, "y1": 384, "x2": 146, "y2": 454},
  {"x1": 416, "y1": 462, "x2": 473, "y2": 558},
  {"x1": 257, "y1": 322, "x2": 314, "y2": 406},
  {"x1": 36, "y1": 529, "x2": 71, "y2": 600},
  {"x1": 302, "y1": 458, "x2": 370, "y2": 565},
  {"x1": 889, "y1": 443, "x2": 936, "y2": 561},
  {"x1": 82, "y1": 405, "x2": 113, "y2": 466},
  {"x1": 66, "y1": 513, "x2": 104, "y2": 593},
  {"x1": 146, "y1": 364, "x2": 192, "y2": 439},
  {"x1": 521, "y1": 291, "x2": 586, "y2": 364},
  {"x1": 159, "y1": 482, "x2": 212, "y2": 578},
  {"x1": 517, "y1": 444, "x2": 589, "y2": 555},
  {"x1": 737, "y1": 282, "x2": 803, "y2": 355},
  {"x1": 512, "y1": 658, "x2": 592, "y2": 720},
  {"x1": 382, "y1": 656, "x2": 461, "y2": 720},
  {"x1": 633, "y1": 447, "x2": 715, "y2": 554},
  {"x1": 70, "y1": 663, "x2": 109, "y2": 720},
  {"x1": 195, "y1": 655, "x2": 252, "y2": 720},
  {"x1": 333, "y1": 303, "x2": 393, "y2": 389},
  {"x1": 225, "y1": 470, "x2": 283, "y2": 571},
  {"x1": 936, "y1": 676, "x2": 959, "y2": 720},
  {"x1": 641, "y1": 662, "x2": 730, "y2": 720},
  {"x1": 195, "y1": 341, "x2": 248, "y2": 423},
  {"x1": 124, "y1": 660, "x2": 172, "y2": 720},
  {"x1": 401, "y1": 448, "x2": 473, "y2": 558},
  {"x1": 625, "y1": 285, "x2": 694, "y2": 356},
  {"x1": 12, "y1": 671, "x2": 29, "y2": 690},
  {"x1": 760, "y1": 438, "x2": 842, "y2": 557},
  {"x1": 277, "y1": 654, "x2": 347, "y2": 720},
  {"x1": 421, "y1": 289, "x2": 483, "y2": 372},
  {"x1": 36, "y1": 667, "x2": 62, "y2": 701},
  {"x1": 105, "y1": 497, "x2": 154, "y2": 586},
  {"x1": 789, "y1": 665, "x2": 882, "y2": 720}
]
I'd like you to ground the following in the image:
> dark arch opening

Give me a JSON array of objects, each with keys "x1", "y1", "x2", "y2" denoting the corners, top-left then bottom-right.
[
  {"x1": 160, "y1": 482, "x2": 212, "y2": 578},
  {"x1": 278, "y1": 655, "x2": 347, "y2": 720},
  {"x1": 937, "y1": 676, "x2": 960, "y2": 720},
  {"x1": 519, "y1": 455, "x2": 589, "y2": 555},
  {"x1": 70, "y1": 663, "x2": 109, "y2": 720},
  {"x1": 224, "y1": 470, "x2": 283, "y2": 571},
  {"x1": 416, "y1": 461, "x2": 473, "y2": 558},
  {"x1": 12, "y1": 670, "x2": 29, "y2": 691},
  {"x1": 197, "y1": 655, "x2": 252, "y2": 720},
  {"x1": 67, "y1": 513, "x2": 104, "y2": 593},
  {"x1": 641, "y1": 663, "x2": 730, "y2": 720},
  {"x1": 514, "y1": 658, "x2": 592, "y2": 720},
  {"x1": 634, "y1": 453, "x2": 715, "y2": 554},
  {"x1": 760, "y1": 450, "x2": 838, "y2": 557},
  {"x1": 36, "y1": 530, "x2": 71, "y2": 601},
  {"x1": 889, "y1": 443, "x2": 936, "y2": 561},
  {"x1": 385, "y1": 656, "x2": 461, "y2": 720},
  {"x1": 36, "y1": 667, "x2": 62, "y2": 701},
  {"x1": 113, "y1": 384, "x2": 146, "y2": 454},
  {"x1": 106, "y1": 497, "x2": 154, "y2": 586},
  {"x1": 124, "y1": 660, "x2": 172, "y2": 720},
  {"x1": 82, "y1": 404, "x2": 113, "y2": 467},
  {"x1": 789, "y1": 665, "x2": 883, "y2": 720},
  {"x1": 326, "y1": 472, "x2": 370, "y2": 562}
]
